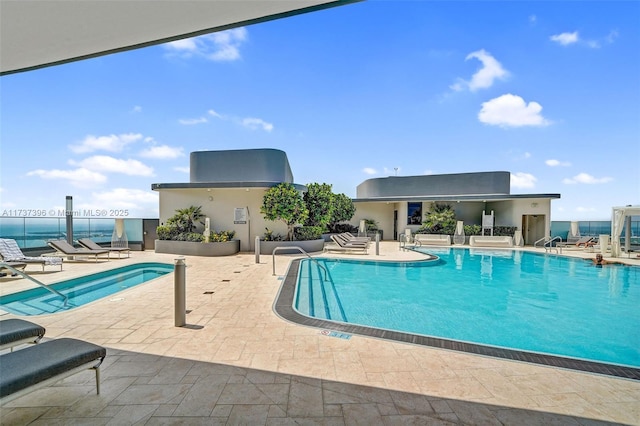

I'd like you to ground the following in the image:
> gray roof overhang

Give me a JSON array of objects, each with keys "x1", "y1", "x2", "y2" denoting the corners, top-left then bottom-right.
[
  {"x1": 353, "y1": 193, "x2": 561, "y2": 203},
  {"x1": 152, "y1": 182, "x2": 307, "y2": 192},
  {"x1": 1, "y1": 0, "x2": 361, "y2": 75}
]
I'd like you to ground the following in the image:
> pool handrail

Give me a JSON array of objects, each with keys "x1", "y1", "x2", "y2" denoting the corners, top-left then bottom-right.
[
  {"x1": 0, "y1": 263, "x2": 68, "y2": 306},
  {"x1": 272, "y1": 246, "x2": 328, "y2": 281}
]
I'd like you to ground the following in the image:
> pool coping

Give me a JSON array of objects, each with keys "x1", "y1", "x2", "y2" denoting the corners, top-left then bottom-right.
[{"x1": 274, "y1": 258, "x2": 640, "y2": 381}]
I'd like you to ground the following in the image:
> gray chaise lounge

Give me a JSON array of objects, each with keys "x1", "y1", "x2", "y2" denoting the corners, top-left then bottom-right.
[
  {"x1": 47, "y1": 239, "x2": 109, "y2": 262},
  {"x1": 0, "y1": 338, "x2": 106, "y2": 404},
  {"x1": 0, "y1": 319, "x2": 46, "y2": 351},
  {"x1": 78, "y1": 238, "x2": 131, "y2": 258}
]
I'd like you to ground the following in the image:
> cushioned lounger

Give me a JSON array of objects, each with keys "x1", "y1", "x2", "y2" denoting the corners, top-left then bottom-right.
[
  {"x1": 77, "y1": 238, "x2": 131, "y2": 258},
  {"x1": 47, "y1": 239, "x2": 109, "y2": 262},
  {"x1": 0, "y1": 319, "x2": 46, "y2": 351},
  {"x1": 0, "y1": 338, "x2": 106, "y2": 403}
]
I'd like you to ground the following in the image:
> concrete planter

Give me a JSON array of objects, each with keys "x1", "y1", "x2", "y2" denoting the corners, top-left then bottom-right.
[
  {"x1": 259, "y1": 239, "x2": 325, "y2": 255},
  {"x1": 155, "y1": 239, "x2": 240, "y2": 256}
]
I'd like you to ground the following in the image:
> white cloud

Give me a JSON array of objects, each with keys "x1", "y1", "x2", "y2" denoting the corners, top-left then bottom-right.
[
  {"x1": 91, "y1": 188, "x2": 158, "y2": 207},
  {"x1": 27, "y1": 168, "x2": 107, "y2": 188},
  {"x1": 139, "y1": 145, "x2": 184, "y2": 159},
  {"x1": 529, "y1": 15, "x2": 537, "y2": 25},
  {"x1": 510, "y1": 172, "x2": 537, "y2": 189},
  {"x1": 562, "y1": 173, "x2": 613, "y2": 184},
  {"x1": 131, "y1": 105, "x2": 142, "y2": 113},
  {"x1": 605, "y1": 30, "x2": 619, "y2": 44},
  {"x1": 576, "y1": 206, "x2": 597, "y2": 213},
  {"x1": 450, "y1": 49, "x2": 509, "y2": 92},
  {"x1": 363, "y1": 168, "x2": 377, "y2": 175},
  {"x1": 478, "y1": 94, "x2": 550, "y2": 127},
  {"x1": 174, "y1": 166, "x2": 190, "y2": 173},
  {"x1": 69, "y1": 156, "x2": 154, "y2": 176},
  {"x1": 550, "y1": 31, "x2": 579, "y2": 46},
  {"x1": 242, "y1": 117, "x2": 273, "y2": 132},
  {"x1": 163, "y1": 28, "x2": 248, "y2": 62},
  {"x1": 546, "y1": 159, "x2": 571, "y2": 167},
  {"x1": 88, "y1": 188, "x2": 159, "y2": 217},
  {"x1": 69, "y1": 133, "x2": 143, "y2": 153},
  {"x1": 208, "y1": 109, "x2": 224, "y2": 119},
  {"x1": 178, "y1": 117, "x2": 208, "y2": 125}
]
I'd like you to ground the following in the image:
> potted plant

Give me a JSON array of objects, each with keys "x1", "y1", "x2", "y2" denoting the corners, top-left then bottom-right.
[
  {"x1": 155, "y1": 206, "x2": 240, "y2": 256},
  {"x1": 259, "y1": 183, "x2": 325, "y2": 254}
]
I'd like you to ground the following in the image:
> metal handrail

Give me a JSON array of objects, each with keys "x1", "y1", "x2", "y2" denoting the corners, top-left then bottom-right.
[
  {"x1": 272, "y1": 246, "x2": 328, "y2": 280},
  {"x1": 533, "y1": 236, "x2": 550, "y2": 248},
  {"x1": 0, "y1": 263, "x2": 68, "y2": 306}
]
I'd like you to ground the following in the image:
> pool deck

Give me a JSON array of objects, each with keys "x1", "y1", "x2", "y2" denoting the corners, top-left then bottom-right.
[{"x1": 1, "y1": 243, "x2": 639, "y2": 425}]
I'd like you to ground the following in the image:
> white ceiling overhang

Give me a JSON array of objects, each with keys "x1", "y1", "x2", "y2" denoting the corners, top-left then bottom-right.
[{"x1": 1, "y1": 0, "x2": 360, "y2": 75}]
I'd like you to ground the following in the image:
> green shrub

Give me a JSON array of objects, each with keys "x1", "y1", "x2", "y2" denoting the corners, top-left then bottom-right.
[
  {"x1": 262, "y1": 228, "x2": 285, "y2": 241},
  {"x1": 494, "y1": 226, "x2": 517, "y2": 236},
  {"x1": 294, "y1": 226, "x2": 323, "y2": 241},
  {"x1": 156, "y1": 225, "x2": 175, "y2": 240},
  {"x1": 175, "y1": 232, "x2": 204, "y2": 242},
  {"x1": 464, "y1": 224, "x2": 482, "y2": 236},
  {"x1": 209, "y1": 230, "x2": 236, "y2": 242}
]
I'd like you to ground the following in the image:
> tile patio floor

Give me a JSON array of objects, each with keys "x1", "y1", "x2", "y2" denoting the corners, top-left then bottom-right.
[{"x1": 1, "y1": 243, "x2": 639, "y2": 425}]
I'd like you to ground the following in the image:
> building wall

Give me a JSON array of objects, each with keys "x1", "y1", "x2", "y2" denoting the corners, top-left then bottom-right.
[
  {"x1": 158, "y1": 187, "x2": 289, "y2": 251},
  {"x1": 357, "y1": 171, "x2": 510, "y2": 198},
  {"x1": 351, "y1": 199, "x2": 552, "y2": 243},
  {"x1": 190, "y1": 148, "x2": 293, "y2": 184}
]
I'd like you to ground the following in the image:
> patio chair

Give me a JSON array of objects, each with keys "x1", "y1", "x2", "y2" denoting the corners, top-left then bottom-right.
[
  {"x1": 0, "y1": 319, "x2": 46, "y2": 351},
  {"x1": 0, "y1": 238, "x2": 63, "y2": 271},
  {"x1": 78, "y1": 238, "x2": 130, "y2": 259},
  {"x1": 326, "y1": 235, "x2": 369, "y2": 254},
  {"x1": 47, "y1": 239, "x2": 109, "y2": 262},
  {"x1": 557, "y1": 236, "x2": 596, "y2": 251}
]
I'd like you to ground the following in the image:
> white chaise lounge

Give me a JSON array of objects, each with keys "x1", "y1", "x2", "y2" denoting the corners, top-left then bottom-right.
[
  {"x1": 414, "y1": 234, "x2": 451, "y2": 246},
  {"x1": 469, "y1": 236, "x2": 513, "y2": 247}
]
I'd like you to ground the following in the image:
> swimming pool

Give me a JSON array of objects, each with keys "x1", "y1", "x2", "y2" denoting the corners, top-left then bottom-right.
[
  {"x1": 279, "y1": 248, "x2": 640, "y2": 378},
  {"x1": 0, "y1": 262, "x2": 173, "y2": 315}
]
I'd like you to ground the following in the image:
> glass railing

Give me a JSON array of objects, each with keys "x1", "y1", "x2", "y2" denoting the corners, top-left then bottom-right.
[
  {"x1": 551, "y1": 220, "x2": 640, "y2": 244},
  {"x1": 0, "y1": 217, "x2": 144, "y2": 249}
]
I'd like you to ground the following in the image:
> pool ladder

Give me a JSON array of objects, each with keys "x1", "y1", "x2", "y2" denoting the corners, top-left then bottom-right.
[
  {"x1": 0, "y1": 263, "x2": 68, "y2": 306},
  {"x1": 535, "y1": 236, "x2": 563, "y2": 253},
  {"x1": 272, "y1": 246, "x2": 328, "y2": 281}
]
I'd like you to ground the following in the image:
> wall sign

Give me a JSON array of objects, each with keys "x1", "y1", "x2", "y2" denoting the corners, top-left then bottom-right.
[{"x1": 234, "y1": 207, "x2": 247, "y2": 224}]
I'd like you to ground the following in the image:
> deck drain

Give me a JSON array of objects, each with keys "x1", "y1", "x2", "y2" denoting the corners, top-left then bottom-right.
[
  {"x1": 233, "y1": 271, "x2": 241, "y2": 273},
  {"x1": 203, "y1": 291, "x2": 214, "y2": 294},
  {"x1": 222, "y1": 279, "x2": 231, "y2": 282}
]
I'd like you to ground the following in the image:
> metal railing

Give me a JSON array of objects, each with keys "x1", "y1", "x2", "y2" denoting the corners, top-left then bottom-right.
[
  {"x1": 0, "y1": 263, "x2": 68, "y2": 306},
  {"x1": 272, "y1": 246, "x2": 328, "y2": 281}
]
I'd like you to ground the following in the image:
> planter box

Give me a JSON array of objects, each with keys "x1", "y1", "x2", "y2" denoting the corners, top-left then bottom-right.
[
  {"x1": 155, "y1": 239, "x2": 240, "y2": 256},
  {"x1": 259, "y1": 239, "x2": 325, "y2": 255}
]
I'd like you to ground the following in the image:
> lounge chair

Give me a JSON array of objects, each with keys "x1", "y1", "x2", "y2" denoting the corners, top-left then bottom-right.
[
  {"x1": 558, "y1": 236, "x2": 594, "y2": 249},
  {"x1": 0, "y1": 319, "x2": 45, "y2": 351},
  {"x1": 0, "y1": 337, "x2": 106, "y2": 404},
  {"x1": 342, "y1": 232, "x2": 371, "y2": 242},
  {"x1": 78, "y1": 238, "x2": 130, "y2": 258},
  {"x1": 0, "y1": 261, "x2": 26, "y2": 277},
  {"x1": 47, "y1": 239, "x2": 109, "y2": 262},
  {"x1": 326, "y1": 235, "x2": 369, "y2": 254},
  {"x1": 0, "y1": 238, "x2": 63, "y2": 271}
]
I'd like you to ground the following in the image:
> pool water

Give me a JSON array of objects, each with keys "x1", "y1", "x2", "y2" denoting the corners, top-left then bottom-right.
[
  {"x1": 0, "y1": 262, "x2": 173, "y2": 315},
  {"x1": 294, "y1": 248, "x2": 640, "y2": 368}
]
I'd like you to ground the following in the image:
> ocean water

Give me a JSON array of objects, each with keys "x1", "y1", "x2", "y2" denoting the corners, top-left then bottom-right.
[{"x1": 0, "y1": 218, "x2": 117, "y2": 249}]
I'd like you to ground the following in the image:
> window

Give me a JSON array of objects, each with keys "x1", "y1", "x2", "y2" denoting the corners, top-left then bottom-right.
[{"x1": 407, "y1": 202, "x2": 422, "y2": 225}]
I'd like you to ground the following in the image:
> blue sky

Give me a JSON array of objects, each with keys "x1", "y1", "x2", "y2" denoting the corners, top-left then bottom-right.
[{"x1": 1, "y1": 0, "x2": 639, "y2": 221}]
